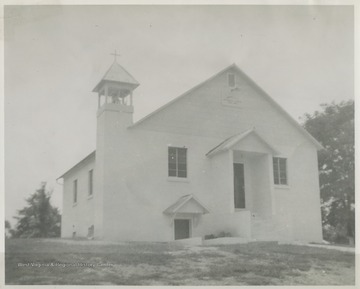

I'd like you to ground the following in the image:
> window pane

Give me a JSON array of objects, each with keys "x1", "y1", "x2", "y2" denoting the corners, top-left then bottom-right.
[
  {"x1": 73, "y1": 180, "x2": 77, "y2": 203},
  {"x1": 273, "y1": 165, "x2": 279, "y2": 173},
  {"x1": 178, "y1": 170, "x2": 187, "y2": 178},
  {"x1": 168, "y1": 148, "x2": 176, "y2": 163},
  {"x1": 273, "y1": 157, "x2": 278, "y2": 167},
  {"x1": 273, "y1": 157, "x2": 279, "y2": 184},
  {"x1": 169, "y1": 169, "x2": 177, "y2": 177},
  {"x1": 88, "y1": 170, "x2": 93, "y2": 196},
  {"x1": 169, "y1": 163, "x2": 176, "y2": 170},
  {"x1": 177, "y1": 148, "x2": 187, "y2": 156},
  {"x1": 279, "y1": 158, "x2": 286, "y2": 170},
  {"x1": 177, "y1": 149, "x2": 186, "y2": 162},
  {"x1": 178, "y1": 163, "x2": 186, "y2": 171},
  {"x1": 178, "y1": 156, "x2": 186, "y2": 163},
  {"x1": 280, "y1": 178, "x2": 287, "y2": 185},
  {"x1": 273, "y1": 171, "x2": 279, "y2": 184}
]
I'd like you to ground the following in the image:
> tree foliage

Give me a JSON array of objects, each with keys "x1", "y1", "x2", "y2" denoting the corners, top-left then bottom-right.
[
  {"x1": 5, "y1": 220, "x2": 12, "y2": 238},
  {"x1": 303, "y1": 100, "x2": 354, "y2": 243},
  {"x1": 11, "y1": 183, "x2": 61, "y2": 238}
]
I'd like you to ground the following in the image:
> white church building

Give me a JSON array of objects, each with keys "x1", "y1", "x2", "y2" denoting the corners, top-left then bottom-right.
[{"x1": 59, "y1": 60, "x2": 323, "y2": 243}]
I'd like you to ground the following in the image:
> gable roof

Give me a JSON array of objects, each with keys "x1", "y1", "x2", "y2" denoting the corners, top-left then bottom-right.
[
  {"x1": 93, "y1": 61, "x2": 139, "y2": 92},
  {"x1": 206, "y1": 128, "x2": 279, "y2": 157},
  {"x1": 130, "y1": 63, "x2": 323, "y2": 150},
  {"x1": 163, "y1": 195, "x2": 210, "y2": 215}
]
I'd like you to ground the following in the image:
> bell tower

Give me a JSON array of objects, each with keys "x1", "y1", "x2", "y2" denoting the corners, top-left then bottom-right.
[
  {"x1": 93, "y1": 51, "x2": 139, "y2": 114},
  {"x1": 93, "y1": 55, "x2": 139, "y2": 239}
]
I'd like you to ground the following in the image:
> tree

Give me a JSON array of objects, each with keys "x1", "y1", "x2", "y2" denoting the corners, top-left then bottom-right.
[
  {"x1": 5, "y1": 220, "x2": 11, "y2": 238},
  {"x1": 303, "y1": 100, "x2": 354, "y2": 244},
  {"x1": 11, "y1": 183, "x2": 61, "y2": 238}
]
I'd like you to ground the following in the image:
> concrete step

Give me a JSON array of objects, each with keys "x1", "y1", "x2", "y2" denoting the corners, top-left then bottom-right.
[{"x1": 203, "y1": 237, "x2": 250, "y2": 245}]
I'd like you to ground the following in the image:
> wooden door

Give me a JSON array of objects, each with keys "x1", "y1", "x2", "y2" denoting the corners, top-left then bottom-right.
[
  {"x1": 234, "y1": 163, "x2": 246, "y2": 209},
  {"x1": 174, "y1": 219, "x2": 190, "y2": 240}
]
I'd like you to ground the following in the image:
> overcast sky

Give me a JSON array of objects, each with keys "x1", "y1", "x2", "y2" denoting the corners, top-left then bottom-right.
[{"x1": 4, "y1": 5, "x2": 354, "y2": 224}]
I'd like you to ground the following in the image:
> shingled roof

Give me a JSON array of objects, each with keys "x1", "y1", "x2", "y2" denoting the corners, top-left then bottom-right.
[
  {"x1": 163, "y1": 195, "x2": 210, "y2": 215},
  {"x1": 93, "y1": 61, "x2": 139, "y2": 92}
]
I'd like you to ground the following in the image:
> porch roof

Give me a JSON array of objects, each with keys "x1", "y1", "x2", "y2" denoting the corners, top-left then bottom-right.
[
  {"x1": 163, "y1": 195, "x2": 210, "y2": 215},
  {"x1": 206, "y1": 128, "x2": 279, "y2": 157}
]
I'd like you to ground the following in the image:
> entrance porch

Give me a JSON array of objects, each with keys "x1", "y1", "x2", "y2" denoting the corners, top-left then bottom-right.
[{"x1": 207, "y1": 128, "x2": 284, "y2": 240}]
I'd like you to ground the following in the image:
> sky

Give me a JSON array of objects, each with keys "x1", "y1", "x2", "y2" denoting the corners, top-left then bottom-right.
[{"x1": 4, "y1": 5, "x2": 354, "y2": 225}]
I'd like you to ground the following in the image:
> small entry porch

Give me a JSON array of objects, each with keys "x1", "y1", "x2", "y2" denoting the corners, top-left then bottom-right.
[
  {"x1": 163, "y1": 195, "x2": 210, "y2": 240},
  {"x1": 207, "y1": 128, "x2": 280, "y2": 238}
]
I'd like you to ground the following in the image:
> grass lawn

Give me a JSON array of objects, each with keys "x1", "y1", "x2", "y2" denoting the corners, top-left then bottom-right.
[{"x1": 5, "y1": 238, "x2": 355, "y2": 285}]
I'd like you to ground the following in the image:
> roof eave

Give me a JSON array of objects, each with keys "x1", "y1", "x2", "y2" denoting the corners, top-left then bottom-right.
[
  {"x1": 130, "y1": 63, "x2": 237, "y2": 129},
  {"x1": 163, "y1": 195, "x2": 210, "y2": 215},
  {"x1": 57, "y1": 151, "x2": 96, "y2": 180},
  {"x1": 92, "y1": 79, "x2": 140, "y2": 93},
  {"x1": 206, "y1": 128, "x2": 281, "y2": 157},
  {"x1": 230, "y1": 65, "x2": 324, "y2": 150}
]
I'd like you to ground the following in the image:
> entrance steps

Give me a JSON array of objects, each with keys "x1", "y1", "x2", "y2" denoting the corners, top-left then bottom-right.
[
  {"x1": 202, "y1": 237, "x2": 249, "y2": 245},
  {"x1": 174, "y1": 237, "x2": 250, "y2": 246}
]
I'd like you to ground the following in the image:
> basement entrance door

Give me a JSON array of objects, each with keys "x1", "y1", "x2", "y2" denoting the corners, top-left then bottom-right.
[
  {"x1": 174, "y1": 219, "x2": 190, "y2": 240},
  {"x1": 234, "y1": 163, "x2": 246, "y2": 209}
]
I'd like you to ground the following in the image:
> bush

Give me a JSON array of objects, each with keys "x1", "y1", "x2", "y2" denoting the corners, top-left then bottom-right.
[
  {"x1": 204, "y1": 234, "x2": 216, "y2": 240},
  {"x1": 323, "y1": 224, "x2": 353, "y2": 245}
]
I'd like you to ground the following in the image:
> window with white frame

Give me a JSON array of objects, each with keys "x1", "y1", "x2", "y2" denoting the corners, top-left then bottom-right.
[
  {"x1": 88, "y1": 169, "x2": 93, "y2": 196},
  {"x1": 73, "y1": 179, "x2": 78, "y2": 203},
  {"x1": 273, "y1": 157, "x2": 288, "y2": 185},
  {"x1": 168, "y1": 147, "x2": 187, "y2": 178}
]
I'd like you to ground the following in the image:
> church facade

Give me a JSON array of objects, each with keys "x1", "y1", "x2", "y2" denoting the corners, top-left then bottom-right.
[{"x1": 59, "y1": 61, "x2": 323, "y2": 243}]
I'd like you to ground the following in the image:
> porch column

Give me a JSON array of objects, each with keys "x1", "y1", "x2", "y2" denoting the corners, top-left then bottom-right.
[
  {"x1": 228, "y1": 150, "x2": 235, "y2": 213},
  {"x1": 265, "y1": 153, "x2": 275, "y2": 216}
]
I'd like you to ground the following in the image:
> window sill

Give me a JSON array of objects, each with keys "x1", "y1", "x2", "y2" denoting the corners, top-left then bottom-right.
[
  {"x1": 167, "y1": 177, "x2": 190, "y2": 183},
  {"x1": 72, "y1": 202, "x2": 77, "y2": 207},
  {"x1": 274, "y1": 185, "x2": 290, "y2": 190},
  {"x1": 87, "y1": 195, "x2": 93, "y2": 200},
  {"x1": 235, "y1": 208, "x2": 248, "y2": 212}
]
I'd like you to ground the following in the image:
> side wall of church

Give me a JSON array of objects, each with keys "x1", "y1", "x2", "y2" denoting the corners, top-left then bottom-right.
[{"x1": 61, "y1": 156, "x2": 95, "y2": 238}]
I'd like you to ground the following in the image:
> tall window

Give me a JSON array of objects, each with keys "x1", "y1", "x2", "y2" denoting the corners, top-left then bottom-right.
[
  {"x1": 168, "y1": 147, "x2": 187, "y2": 178},
  {"x1": 73, "y1": 179, "x2": 78, "y2": 203},
  {"x1": 88, "y1": 169, "x2": 93, "y2": 196},
  {"x1": 228, "y1": 73, "x2": 236, "y2": 87},
  {"x1": 273, "y1": 157, "x2": 287, "y2": 185}
]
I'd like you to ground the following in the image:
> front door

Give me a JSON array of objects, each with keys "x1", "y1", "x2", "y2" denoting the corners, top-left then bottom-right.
[
  {"x1": 234, "y1": 163, "x2": 246, "y2": 209},
  {"x1": 174, "y1": 219, "x2": 190, "y2": 240}
]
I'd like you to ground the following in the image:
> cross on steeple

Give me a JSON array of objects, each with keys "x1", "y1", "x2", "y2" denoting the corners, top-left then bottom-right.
[{"x1": 110, "y1": 50, "x2": 121, "y2": 62}]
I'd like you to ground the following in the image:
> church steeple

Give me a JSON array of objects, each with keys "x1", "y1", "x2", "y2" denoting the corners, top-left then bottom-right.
[
  {"x1": 93, "y1": 58, "x2": 139, "y2": 239},
  {"x1": 93, "y1": 59, "x2": 139, "y2": 108}
]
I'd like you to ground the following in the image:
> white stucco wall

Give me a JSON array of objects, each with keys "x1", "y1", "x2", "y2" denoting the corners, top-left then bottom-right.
[{"x1": 61, "y1": 155, "x2": 95, "y2": 238}]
